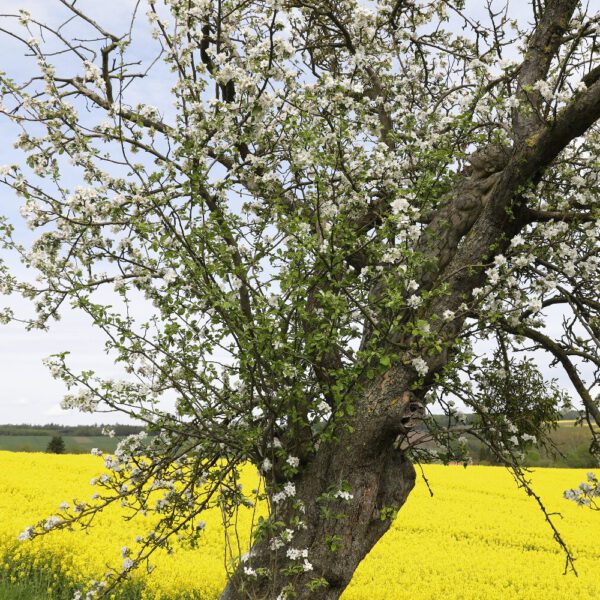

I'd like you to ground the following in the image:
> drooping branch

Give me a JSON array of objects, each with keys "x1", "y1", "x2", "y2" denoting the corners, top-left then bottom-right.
[{"x1": 500, "y1": 321, "x2": 600, "y2": 428}]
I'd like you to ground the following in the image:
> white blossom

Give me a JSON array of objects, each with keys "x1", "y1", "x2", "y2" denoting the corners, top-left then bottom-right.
[
  {"x1": 286, "y1": 456, "x2": 300, "y2": 468},
  {"x1": 163, "y1": 269, "x2": 177, "y2": 284},
  {"x1": 270, "y1": 537, "x2": 285, "y2": 550},
  {"x1": 121, "y1": 558, "x2": 135, "y2": 571},
  {"x1": 18, "y1": 526, "x2": 34, "y2": 541},
  {"x1": 533, "y1": 79, "x2": 555, "y2": 102},
  {"x1": 411, "y1": 357, "x2": 428, "y2": 377},
  {"x1": 44, "y1": 515, "x2": 62, "y2": 530},
  {"x1": 286, "y1": 547, "x2": 308, "y2": 560},
  {"x1": 390, "y1": 198, "x2": 409, "y2": 214},
  {"x1": 317, "y1": 400, "x2": 330, "y2": 414},
  {"x1": 334, "y1": 490, "x2": 353, "y2": 501},
  {"x1": 272, "y1": 491, "x2": 287, "y2": 504},
  {"x1": 407, "y1": 294, "x2": 422, "y2": 309}
]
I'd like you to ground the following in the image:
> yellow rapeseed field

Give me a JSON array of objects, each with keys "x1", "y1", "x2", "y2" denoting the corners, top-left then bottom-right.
[{"x1": 0, "y1": 451, "x2": 598, "y2": 599}]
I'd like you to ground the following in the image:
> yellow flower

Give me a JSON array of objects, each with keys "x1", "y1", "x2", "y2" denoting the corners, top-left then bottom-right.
[{"x1": 0, "y1": 452, "x2": 598, "y2": 599}]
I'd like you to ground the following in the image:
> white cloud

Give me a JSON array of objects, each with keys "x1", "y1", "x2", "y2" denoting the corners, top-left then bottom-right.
[
  {"x1": 44, "y1": 404, "x2": 65, "y2": 417},
  {"x1": 9, "y1": 396, "x2": 30, "y2": 406}
]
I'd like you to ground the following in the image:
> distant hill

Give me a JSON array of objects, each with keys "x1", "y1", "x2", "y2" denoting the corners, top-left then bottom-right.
[
  {"x1": 0, "y1": 418, "x2": 595, "y2": 466},
  {"x1": 0, "y1": 423, "x2": 147, "y2": 454},
  {"x1": 0, "y1": 423, "x2": 145, "y2": 437}
]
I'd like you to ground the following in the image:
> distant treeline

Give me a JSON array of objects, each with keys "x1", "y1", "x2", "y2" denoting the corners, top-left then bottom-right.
[
  {"x1": 560, "y1": 409, "x2": 586, "y2": 421},
  {"x1": 425, "y1": 410, "x2": 596, "y2": 468},
  {"x1": 1, "y1": 411, "x2": 583, "y2": 436},
  {"x1": 0, "y1": 423, "x2": 145, "y2": 437}
]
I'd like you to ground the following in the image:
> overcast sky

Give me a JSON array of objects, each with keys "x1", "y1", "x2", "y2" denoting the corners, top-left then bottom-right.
[
  {"x1": 0, "y1": 1, "x2": 592, "y2": 425},
  {"x1": 0, "y1": 0, "x2": 158, "y2": 425}
]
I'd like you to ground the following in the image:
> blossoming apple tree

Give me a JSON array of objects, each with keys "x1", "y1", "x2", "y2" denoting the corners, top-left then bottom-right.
[{"x1": 1, "y1": 0, "x2": 599, "y2": 598}]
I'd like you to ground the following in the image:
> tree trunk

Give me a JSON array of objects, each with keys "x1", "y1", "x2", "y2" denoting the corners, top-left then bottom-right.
[
  {"x1": 221, "y1": 372, "x2": 422, "y2": 600},
  {"x1": 220, "y1": 67, "x2": 596, "y2": 597},
  {"x1": 219, "y1": 155, "x2": 532, "y2": 600}
]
